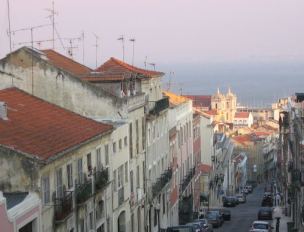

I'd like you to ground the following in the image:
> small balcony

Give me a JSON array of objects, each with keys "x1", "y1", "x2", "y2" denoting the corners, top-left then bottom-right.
[
  {"x1": 95, "y1": 168, "x2": 109, "y2": 193},
  {"x1": 54, "y1": 191, "x2": 73, "y2": 222},
  {"x1": 118, "y1": 187, "x2": 125, "y2": 206},
  {"x1": 180, "y1": 167, "x2": 196, "y2": 195},
  {"x1": 76, "y1": 179, "x2": 92, "y2": 204},
  {"x1": 151, "y1": 167, "x2": 173, "y2": 198},
  {"x1": 149, "y1": 97, "x2": 169, "y2": 115}
]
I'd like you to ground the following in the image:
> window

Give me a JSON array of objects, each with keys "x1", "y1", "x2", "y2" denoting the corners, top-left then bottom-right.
[
  {"x1": 42, "y1": 175, "x2": 50, "y2": 204},
  {"x1": 119, "y1": 139, "x2": 122, "y2": 150},
  {"x1": 87, "y1": 153, "x2": 92, "y2": 172},
  {"x1": 154, "y1": 209, "x2": 158, "y2": 226},
  {"x1": 67, "y1": 163, "x2": 73, "y2": 189},
  {"x1": 125, "y1": 162, "x2": 128, "y2": 182},
  {"x1": 56, "y1": 168, "x2": 63, "y2": 198},
  {"x1": 118, "y1": 165, "x2": 124, "y2": 188},
  {"x1": 129, "y1": 123, "x2": 133, "y2": 158},
  {"x1": 124, "y1": 136, "x2": 128, "y2": 146},
  {"x1": 113, "y1": 142, "x2": 117, "y2": 153},
  {"x1": 96, "y1": 147, "x2": 101, "y2": 170},
  {"x1": 80, "y1": 219, "x2": 85, "y2": 232},
  {"x1": 77, "y1": 158, "x2": 83, "y2": 184},
  {"x1": 136, "y1": 120, "x2": 139, "y2": 154},
  {"x1": 96, "y1": 200, "x2": 104, "y2": 219},
  {"x1": 97, "y1": 224, "x2": 105, "y2": 232},
  {"x1": 89, "y1": 212, "x2": 94, "y2": 230},
  {"x1": 142, "y1": 117, "x2": 145, "y2": 150},
  {"x1": 130, "y1": 170, "x2": 134, "y2": 193},
  {"x1": 136, "y1": 165, "x2": 140, "y2": 188},
  {"x1": 105, "y1": 144, "x2": 109, "y2": 165},
  {"x1": 113, "y1": 170, "x2": 117, "y2": 191},
  {"x1": 162, "y1": 193, "x2": 166, "y2": 214}
]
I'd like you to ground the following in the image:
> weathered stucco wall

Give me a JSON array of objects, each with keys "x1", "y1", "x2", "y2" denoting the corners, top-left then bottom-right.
[
  {"x1": 0, "y1": 146, "x2": 40, "y2": 193},
  {"x1": 0, "y1": 49, "x2": 127, "y2": 119}
]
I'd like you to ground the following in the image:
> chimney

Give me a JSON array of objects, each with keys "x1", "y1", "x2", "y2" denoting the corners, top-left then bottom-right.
[{"x1": 0, "y1": 102, "x2": 8, "y2": 120}]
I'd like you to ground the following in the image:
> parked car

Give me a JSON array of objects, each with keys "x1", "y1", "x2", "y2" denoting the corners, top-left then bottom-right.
[
  {"x1": 232, "y1": 196, "x2": 239, "y2": 205},
  {"x1": 262, "y1": 193, "x2": 273, "y2": 207},
  {"x1": 208, "y1": 209, "x2": 224, "y2": 224},
  {"x1": 236, "y1": 194, "x2": 246, "y2": 203},
  {"x1": 250, "y1": 220, "x2": 273, "y2": 232},
  {"x1": 193, "y1": 219, "x2": 213, "y2": 232},
  {"x1": 257, "y1": 207, "x2": 273, "y2": 220},
  {"x1": 186, "y1": 222, "x2": 204, "y2": 232},
  {"x1": 223, "y1": 196, "x2": 237, "y2": 207},
  {"x1": 242, "y1": 188, "x2": 249, "y2": 194},
  {"x1": 246, "y1": 185, "x2": 253, "y2": 193},
  {"x1": 167, "y1": 225, "x2": 196, "y2": 232},
  {"x1": 221, "y1": 208, "x2": 231, "y2": 220},
  {"x1": 206, "y1": 211, "x2": 222, "y2": 228}
]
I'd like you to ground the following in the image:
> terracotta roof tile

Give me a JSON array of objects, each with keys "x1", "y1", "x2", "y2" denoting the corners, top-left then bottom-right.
[
  {"x1": 235, "y1": 112, "x2": 250, "y2": 119},
  {"x1": 42, "y1": 49, "x2": 92, "y2": 77},
  {"x1": 82, "y1": 75, "x2": 124, "y2": 82},
  {"x1": 199, "y1": 164, "x2": 212, "y2": 173},
  {"x1": 0, "y1": 88, "x2": 112, "y2": 161},
  {"x1": 96, "y1": 57, "x2": 164, "y2": 78},
  {"x1": 184, "y1": 95, "x2": 211, "y2": 109}
]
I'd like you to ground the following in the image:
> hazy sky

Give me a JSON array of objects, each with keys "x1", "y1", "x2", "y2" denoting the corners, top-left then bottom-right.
[{"x1": 0, "y1": 0, "x2": 304, "y2": 68}]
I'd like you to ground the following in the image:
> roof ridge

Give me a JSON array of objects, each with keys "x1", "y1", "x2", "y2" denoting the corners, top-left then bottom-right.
[{"x1": 42, "y1": 49, "x2": 92, "y2": 71}]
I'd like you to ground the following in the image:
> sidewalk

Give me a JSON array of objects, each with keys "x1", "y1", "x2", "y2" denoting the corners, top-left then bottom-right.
[{"x1": 272, "y1": 206, "x2": 292, "y2": 231}]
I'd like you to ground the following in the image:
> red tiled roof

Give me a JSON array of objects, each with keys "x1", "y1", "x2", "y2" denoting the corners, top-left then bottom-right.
[
  {"x1": 0, "y1": 88, "x2": 112, "y2": 161},
  {"x1": 82, "y1": 75, "x2": 124, "y2": 82},
  {"x1": 96, "y1": 57, "x2": 164, "y2": 78},
  {"x1": 199, "y1": 164, "x2": 212, "y2": 173},
  {"x1": 235, "y1": 112, "x2": 250, "y2": 119},
  {"x1": 205, "y1": 109, "x2": 218, "y2": 116},
  {"x1": 184, "y1": 95, "x2": 211, "y2": 109},
  {"x1": 42, "y1": 49, "x2": 92, "y2": 77}
]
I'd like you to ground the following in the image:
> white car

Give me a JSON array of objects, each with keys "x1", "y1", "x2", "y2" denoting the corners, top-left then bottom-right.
[{"x1": 249, "y1": 221, "x2": 273, "y2": 232}]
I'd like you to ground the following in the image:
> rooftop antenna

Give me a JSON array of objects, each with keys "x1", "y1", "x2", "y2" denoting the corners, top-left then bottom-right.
[
  {"x1": 148, "y1": 63, "x2": 156, "y2": 70},
  {"x1": 45, "y1": 1, "x2": 58, "y2": 49},
  {"x1": 81, "y1": 31, "x2": 85, "y2": 64},
  {"x1": 6, "y1": 0, "x2": 12, "y2": 52},
  {"x1": 144, "y1": 56, "x2": 148, "y2": 68},
  {"x1": 11, "y1": 23, "x2": 51, "y2": 94},
  {"x1": 129, "y1": 38, "x2": 136, "y2": 66},
  {"x1": 93, "y1": 33, "x2": 99, "y2": 68},
  {"x1": 179, "y1": 87, "x2": 183, "y2": 96},
  {"x1": 117, "y1": 35, "x2": 125, "y2": 61},
  {"x1": 61, "y1": 37, "x2": 81, "y2": 58}
]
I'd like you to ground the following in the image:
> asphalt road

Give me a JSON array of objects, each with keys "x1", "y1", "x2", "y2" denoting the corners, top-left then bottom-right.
[{"x1": 215, "y1": 185, "x2": 267, "y2": 232}]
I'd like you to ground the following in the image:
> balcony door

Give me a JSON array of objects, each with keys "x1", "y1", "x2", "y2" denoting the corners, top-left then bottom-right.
[{"x1": 117, "y1": 211, "x2": 126, "y2": 232}]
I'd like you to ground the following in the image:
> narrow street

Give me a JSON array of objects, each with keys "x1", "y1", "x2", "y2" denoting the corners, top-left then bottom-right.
[{"x1": 216, "y1": 185, "x2": 266, "y2": 232}]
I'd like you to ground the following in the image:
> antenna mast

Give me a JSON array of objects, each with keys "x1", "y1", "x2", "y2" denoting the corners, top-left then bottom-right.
[
  {"x1": 118, "y1": 35, "x2": 125, "y2": 61},
  {"x1": 82, "y1": 31, "x2": 85, "y2": 64},
  {"x1": 7, "y1": 0, "x2": 12, "y2": 52},
  {"x1": 129, "y1": 38, "x2": 135, "y2": 66},
  {"x1": 46, "y1": 1, "x2": 57, "y2": 49},
  {"x1": 93, "y1": 33, "x2": 99, "y2": 68}
]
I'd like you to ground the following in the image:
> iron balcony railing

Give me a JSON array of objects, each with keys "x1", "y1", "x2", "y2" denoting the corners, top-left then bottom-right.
[
  {"x1": 180, "y1": 167, "x2": 196, "y2": 195},
  {"x1": 150, "y1": 97, "x2": 169, "y2": 115},
  {"x1": 54, "y1": 191, "x2": 73, "y2": 222},
  {"x1": 76, "y1": 168, "x2": 109, "y2": 204},
  {"x1": 151, "y1": 167, "x2": 173, "y2": 198}
]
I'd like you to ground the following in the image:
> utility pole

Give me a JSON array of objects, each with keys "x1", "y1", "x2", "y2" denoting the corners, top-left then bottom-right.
[
  {"x1": 129, "y1": 38, "x2": 135, "y2": 66},
  {"x1": 118, "y1": 35, "x2": 125, "y2": 61},
  {"x1": 7, "y1": 0, "x2": 12, "y2": 52}
]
